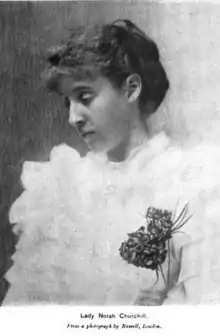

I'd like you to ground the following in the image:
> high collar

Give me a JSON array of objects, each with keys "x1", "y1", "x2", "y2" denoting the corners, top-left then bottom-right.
[{"x1": 86, "y1": 132, "x2": 171, "y2": 167}]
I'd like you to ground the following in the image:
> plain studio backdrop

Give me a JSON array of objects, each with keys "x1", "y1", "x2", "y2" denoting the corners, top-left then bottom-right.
[{"x1": 0, "y1": 1, "x2": 220, "y2": 302}]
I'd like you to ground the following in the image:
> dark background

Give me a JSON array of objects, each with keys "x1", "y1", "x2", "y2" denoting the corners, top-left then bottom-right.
[{"x1": 0, "y1": 2, "x2": 89, "y2": 303}]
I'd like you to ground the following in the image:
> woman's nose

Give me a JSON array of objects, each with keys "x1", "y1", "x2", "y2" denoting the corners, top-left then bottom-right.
[{"x1": 68, "y1": 102, "x2": 85, "y2": 129}]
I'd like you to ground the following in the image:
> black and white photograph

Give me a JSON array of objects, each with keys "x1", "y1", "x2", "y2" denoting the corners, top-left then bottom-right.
[{"x1": 1, "y1": 0, "x2": 220, "y2": 333}]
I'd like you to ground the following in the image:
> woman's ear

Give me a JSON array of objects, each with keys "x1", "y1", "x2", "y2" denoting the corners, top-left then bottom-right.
[{"x1": 124, "y1": 74, "x2": 142, "y2": 103}]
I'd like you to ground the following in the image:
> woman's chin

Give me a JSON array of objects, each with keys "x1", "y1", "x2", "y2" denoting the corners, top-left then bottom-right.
[
  {"x1": 87, "y1": 141, "x2": 113, "y2": 155},
  {"x1": 85, "y1": 139, "x2": 106, "y2": 153}
]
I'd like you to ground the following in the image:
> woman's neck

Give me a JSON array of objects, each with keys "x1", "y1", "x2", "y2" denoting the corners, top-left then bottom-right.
[{"x1": 107, "y1": 118, "x2": 149, "y2": 163}]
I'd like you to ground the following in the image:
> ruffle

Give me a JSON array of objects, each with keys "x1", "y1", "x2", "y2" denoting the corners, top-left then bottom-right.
[{"x1": 4, "y1": 135, "x2": 220, "y2": 305}]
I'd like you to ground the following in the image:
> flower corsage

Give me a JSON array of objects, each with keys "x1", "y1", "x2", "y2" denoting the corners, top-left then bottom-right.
[{"x1": 119, "y1": 204, "x2": 192, "y2": 286}]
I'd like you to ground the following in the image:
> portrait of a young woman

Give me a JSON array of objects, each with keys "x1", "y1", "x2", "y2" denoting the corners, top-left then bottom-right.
[{"x1": 2, "y1": 3, "x2": 220, "y2": 306}]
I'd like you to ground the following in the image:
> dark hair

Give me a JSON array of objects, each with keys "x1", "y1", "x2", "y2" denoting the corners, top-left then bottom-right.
[{"x1": 43, "y1": 19, "x2": 169, "y2": 115}]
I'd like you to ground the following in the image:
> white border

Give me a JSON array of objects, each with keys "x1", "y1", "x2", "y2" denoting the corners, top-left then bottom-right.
[{"x1": 1, "y1": 306, "x2": 220, "y2": 335}]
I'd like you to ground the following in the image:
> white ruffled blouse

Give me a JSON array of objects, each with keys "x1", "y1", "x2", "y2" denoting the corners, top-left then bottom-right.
[{"x1": 3, "y1": 132, "x2": 220, "y2": 305}]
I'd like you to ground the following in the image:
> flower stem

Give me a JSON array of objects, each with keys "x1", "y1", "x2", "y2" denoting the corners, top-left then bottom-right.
[
  {"x1": 167, "y1": 239, "x2": 171, "y2": 289},
  {"x1": 159, "y1": 264, "x2": 167, "y2": 287}
]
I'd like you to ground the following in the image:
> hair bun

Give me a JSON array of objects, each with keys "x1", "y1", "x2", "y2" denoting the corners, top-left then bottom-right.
[{"x1": 112, "y1": 19, "x2": 159, "y2": 63}]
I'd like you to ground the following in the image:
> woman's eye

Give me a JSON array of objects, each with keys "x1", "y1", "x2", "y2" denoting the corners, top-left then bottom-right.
[{"x1": 78, "y1": 92, "x2": 93, "y2": 105}]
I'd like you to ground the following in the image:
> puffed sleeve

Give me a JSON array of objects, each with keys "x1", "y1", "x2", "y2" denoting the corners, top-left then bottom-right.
[
  {"x1": 163, "y1": 143, "x2": 220, "y2": 304},
  {"x1": 9, "y1": 144, "x2": 81, "y2": 237},
  {"x1": 9, "y1": 162, "x2": 55, "y2": 236},
  {"x1": 3, "y1": 144, "x2": 82, "y2": 304}
]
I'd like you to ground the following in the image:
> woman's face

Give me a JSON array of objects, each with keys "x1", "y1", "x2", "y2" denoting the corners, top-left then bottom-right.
[{"x1": 59, "y1": 75, "x2": 132, "y2": 153}]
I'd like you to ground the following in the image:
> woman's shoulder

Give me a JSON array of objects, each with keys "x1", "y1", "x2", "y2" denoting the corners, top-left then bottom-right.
[
  {"x1": 50, "y1": 143, "x2": 81, "y2": 163},
  {"x1": 9, "y1": 144, "x2": 86, "y2": 226},
  {"x1": 147, "y1": 136, "x2": 220, "y2": 180},
  {"x1": 172, "y1": 140, "x2": 220, "y2": 188},
  {"x1": 120, "y1": 133, "x2": 220, "y2": 200},
  {"x1": 20, "y1": 144, "x2": 84, "y2": 190}
]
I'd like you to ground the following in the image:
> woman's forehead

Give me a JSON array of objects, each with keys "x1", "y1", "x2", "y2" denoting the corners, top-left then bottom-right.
[
  {"x1": 59, "y1": 76, "x2": 92, "y2": 93},
  {"x1": 59, "y1": 73, "x2": 113, "y2": 95},
  {"x1": 44, "y1": 64, "x2": 98, "y2": 93}
]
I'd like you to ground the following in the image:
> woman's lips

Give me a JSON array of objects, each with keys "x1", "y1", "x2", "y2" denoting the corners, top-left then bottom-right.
[{"x1": 81, "y1": 131, "x2": 95, "y2": 138}]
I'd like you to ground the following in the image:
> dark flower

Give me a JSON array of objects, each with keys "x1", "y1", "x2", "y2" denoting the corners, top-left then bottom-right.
[{"x1": 119, "y1": 204, "x2": 192, "y2": 284}]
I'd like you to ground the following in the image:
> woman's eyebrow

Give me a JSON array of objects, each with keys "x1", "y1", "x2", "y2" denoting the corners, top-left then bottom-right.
[{"x1": 71, "y1": 84, "x2": 94, "y2": 93}]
